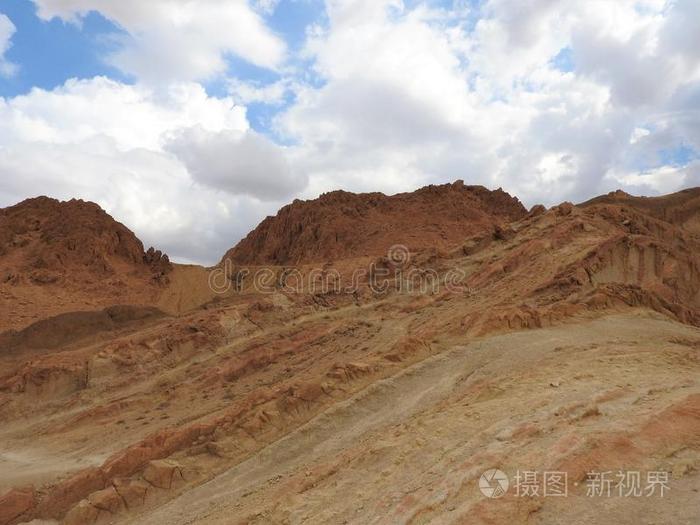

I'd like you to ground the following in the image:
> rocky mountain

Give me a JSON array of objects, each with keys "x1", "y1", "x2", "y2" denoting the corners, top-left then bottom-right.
[
  {"x1": 580, "y1": 187, "x2": 700, "y2": 235},
  {"x1": 0, "y1": 197, "x2": 171, "y2": 332},
  {"x1": 1, "y1": 184, "x2": 699, "y2": 525},
  {"x1": 223, "y1": 180, "x2": 528, "y2": 265}
]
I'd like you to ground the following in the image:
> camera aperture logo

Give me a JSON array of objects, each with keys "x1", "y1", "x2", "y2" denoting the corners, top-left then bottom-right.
[{"x1": 479, "y1": 469, "x2": 509, "y2": 498}]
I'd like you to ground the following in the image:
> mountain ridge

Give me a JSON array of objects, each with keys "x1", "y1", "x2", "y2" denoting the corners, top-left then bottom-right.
[
  {"x1": 223, "y1": 180, "x2": 528, "y2": 265},
  {"x1": 1, "y1": 183, "x2": 700, "y2": 525}
]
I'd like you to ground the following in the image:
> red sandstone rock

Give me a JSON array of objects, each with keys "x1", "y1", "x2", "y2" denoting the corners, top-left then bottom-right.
[
  {"x1": 36, "y1": 467, "x2": 105, "y2": 519},
  {"x1": 87, "y1": 486, "x2": 123, "y2": 513},
  {"x1": 0, "y1": 486, "x2": 35, "y2": 525},
  {"x1": 101, "y1": 445, "x2": 156, "y2": 480},
  {"x1": 142, "y1": 460, "x2": 183, "y2": 489},
  {"x1": 223, "y1": 181, "x2": 527, "y2": 265}
]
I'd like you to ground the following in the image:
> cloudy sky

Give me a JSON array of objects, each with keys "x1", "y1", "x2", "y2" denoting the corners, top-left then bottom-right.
[{"x1": 0, "y1": 0, "x2": 698, "y2": 265}]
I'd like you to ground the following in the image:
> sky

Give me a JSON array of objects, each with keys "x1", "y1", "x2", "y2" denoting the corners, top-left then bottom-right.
[{"x1": 0, "y1": 0, "x2": 699, "y2": 265}]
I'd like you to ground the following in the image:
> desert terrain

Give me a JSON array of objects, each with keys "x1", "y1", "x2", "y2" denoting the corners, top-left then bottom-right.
[{"x1": 1, "y1": 182, "x2": 699, "y2": 525}]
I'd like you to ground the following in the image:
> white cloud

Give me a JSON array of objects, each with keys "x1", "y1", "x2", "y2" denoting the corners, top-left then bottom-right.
[
  {"x1": 630, "y1": 127, "x2": 651, "y2": 144},
  {"x1": 0, "y1": 77, "x2": 248, "y2": 150},
  {"x1": 3, "y1": 0, "x2": 700, "y2": 265},
  {"x1": 166, "y1": 126, "x2": 306, "y2": 200},
  {"x1": 31, "y1": 0, "x2": 287, "y2": 81},
  {"x1": 227, "y1": 78, "x2": 290, "y2": 106},
  {"x1": 603, "y1": 162, "x2": 698, "y2": 196},
  {"x1": 274, "y1": 0, "x2": 700, "y2": 206},
  {"x1": 0, "y1": 77, "x2": 292, "y2": 264},
  {"x1": 278, "y1": 1, "x2": 485, "y2": 196},
  {"x1": 0, "y1": 14, "x2": 17, "y2": 77}
]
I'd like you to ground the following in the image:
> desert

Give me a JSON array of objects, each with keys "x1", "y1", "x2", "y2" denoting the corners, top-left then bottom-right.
[
  {"x1": 1, "y1": 1, "x2": 699, "y2": 524},
  {"x1": 1, "y1": 183, "x2": 699, "y2": 524}
]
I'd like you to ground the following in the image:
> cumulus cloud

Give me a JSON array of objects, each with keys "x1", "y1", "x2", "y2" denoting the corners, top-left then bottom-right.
[
  {"x1": 0, "y1": 14, "x2": 17, "y2": 77},
  {"x1": 0, "y1": 77, "x2": 248, "y2": 150},
  {"x1": 30, "y1": 0, "x2": 287, "y2": 81},
  {"x1": 227, "y1": 78, "x2": 291, "y2": 106},
  {"x1": 2, "y1": 0, "x2": 700, "y2": 264},
  {"x1": 166, "y1": 127, "x2": 306, "y2": 201},
  {"x1": 275, "y1": 0, "x2": 700, "y2": 206},
  {"x1": 0, "y1": 77, "x2": 288, "y2": 264}
]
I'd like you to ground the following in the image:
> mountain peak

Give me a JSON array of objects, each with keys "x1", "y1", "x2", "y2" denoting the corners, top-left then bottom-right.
[
  {"x1": 0, "y1": 196, "x2": 171, "y2": 331},
  {"x1": 223, "y1": 181, "x2": 527, "y2": 265}
]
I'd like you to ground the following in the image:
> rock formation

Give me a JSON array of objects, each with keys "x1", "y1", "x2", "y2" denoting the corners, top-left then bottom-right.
[
  {"x1": 0, "y1": 197, "x2": 171, "y2": 331},
  {"x1": 223, "y1": 180, "x2": 527, "y2": 265},
  {"x1": 1, "y1": 183, "x2": 699, "y2": 525}
]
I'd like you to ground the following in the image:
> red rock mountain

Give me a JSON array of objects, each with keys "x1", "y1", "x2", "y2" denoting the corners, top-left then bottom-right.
[
  {"x1": 0, "y1": 197, "x2": 171, "y2": 332},
  {"x1": 580, "y1": 187, "x2": 700, "y2": 235},
  {"x1": 223, "y1": 180, "x2": 528, "y2": 265},
  {"x1": 1, "y1": 186, "x2": 700, "y2": 525}
]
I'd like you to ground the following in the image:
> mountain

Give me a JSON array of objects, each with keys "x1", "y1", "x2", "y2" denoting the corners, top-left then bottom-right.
[
  {"x1": 223, "y1": 180, "x2": 528, "y2": 265},
  {"x1": 0, "y1": 196, "x2": 171, "y2": 332},
  {"x1": 1, "y1": 185, "x2": 699, "y2": 525},
  {"x1": 580, "y1": 187, "x2": 700, "y2": 234}
]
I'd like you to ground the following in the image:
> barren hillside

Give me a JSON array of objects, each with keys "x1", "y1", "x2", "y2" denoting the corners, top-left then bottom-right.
[
  {"x1": 0, "y1": 197, "x2": 171, "y2": 332},
  {"x1": 223, "y1": 181, "x2": 528, "y2": 265},
  {"x1": 1, "y1": 184, "x2": 699, "y2": 525}
]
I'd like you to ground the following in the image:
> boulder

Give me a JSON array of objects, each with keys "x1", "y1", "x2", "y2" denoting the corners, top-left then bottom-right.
[
  {"x1": 62, "y1": 499, "x2": 100, "y2": 525},
  {"x1": 87, "y1": 486, "x2": 123, "y2": 513},
  {"x1": 112, "y1": 478, "x2": 149, "y2": 509},
  {"x1": 527, "y1": 204, "x2": 546, "y2": 218},
  {"x1": 142, "y1": 460, "x2": 183, "y2": 489}
]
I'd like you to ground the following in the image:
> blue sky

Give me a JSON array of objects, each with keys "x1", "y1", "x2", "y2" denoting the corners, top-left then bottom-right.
[
  {"x1": 0, "y1": 0, "x2": 698, "y2": 264},
  {"x1": 0, "y1": 0, "x2": 323, "y2": 136},
  {"x1": 0, "y1": 1, "x2": 127, "y2": 96}
]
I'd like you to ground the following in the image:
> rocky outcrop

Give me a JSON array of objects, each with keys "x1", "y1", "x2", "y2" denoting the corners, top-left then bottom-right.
[
  {"x1": 223, "y1": 180, "x2": 527, "y2": 265},
  {"x1": 144, "y1": 246, "x2": 172, "y2": 279},
  {"x1": 35, "y1": 467, "x2": 106, "y2": 520},
  {"x1": 0, "y1": 487, "x2": 35, "y2": 525},
  {"x1": 0, "y1": 196, "x2": 169, "y2": 276},
  {"x1": 0, "y1": 197, "x2": 172, "y2": 332},
  {"x1": 579, "y1": 187, "x2": 700, "y2": 235}
]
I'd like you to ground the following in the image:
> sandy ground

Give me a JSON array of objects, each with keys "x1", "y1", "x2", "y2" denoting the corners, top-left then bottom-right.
[{"x1": 115, "y1": 311, "x2": 700, "y2": 525}]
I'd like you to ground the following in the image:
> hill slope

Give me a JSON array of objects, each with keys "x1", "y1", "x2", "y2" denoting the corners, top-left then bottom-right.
[
  {"x1": 223, "y1": 181, "x2": 528, "y2": 265},
  {"x1": 580, "y1": 187, "x2": 700, "y2": 235},
  {"x1": 1, "y1": 186, "x2": 699, "y2": 525},
  {"x1": 0, "y1": 197, "x2": 171, "y2": 332}
]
